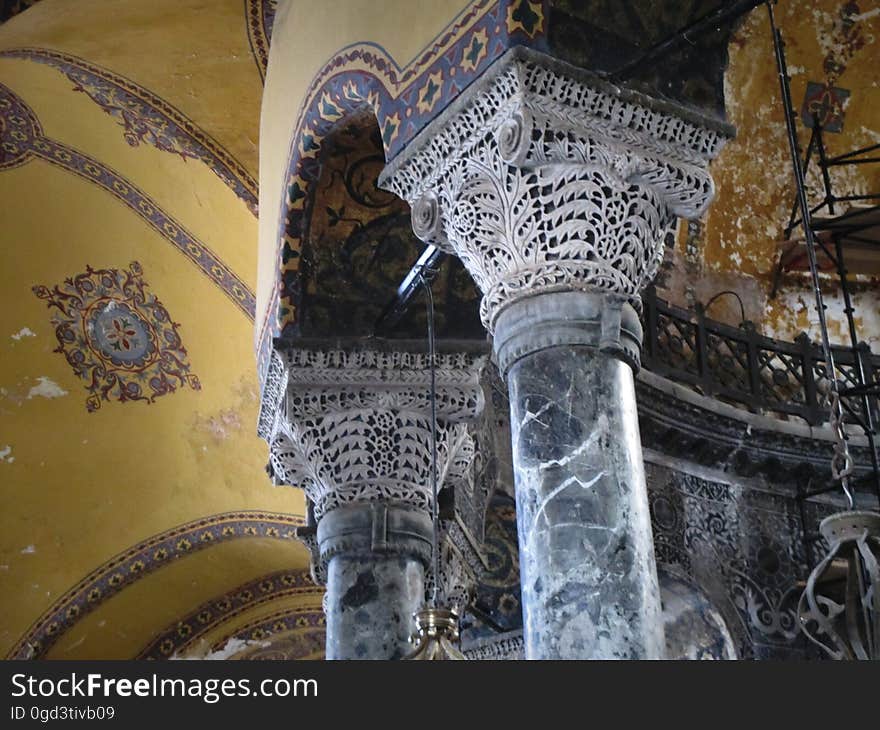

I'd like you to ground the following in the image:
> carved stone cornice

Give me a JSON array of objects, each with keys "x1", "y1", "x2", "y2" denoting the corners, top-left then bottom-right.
[
  {"x1": 462, "y1": 630, "x2": 525, "y2": 660},
  {"x1": 380, "y1": 47, "x2": 731, "y2": 333},
  {"x1": 261, "y1": 340, "x2": 486, "y2": 519},
  {"x1": 635, "y1": 369, "x2": 878, "y2": 486}
]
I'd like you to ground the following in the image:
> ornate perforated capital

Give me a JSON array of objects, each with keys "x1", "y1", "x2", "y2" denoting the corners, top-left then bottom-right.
[
  {"x1": 260, "y1": 344, "x2": 486, "y2": 520},
  {"x1": 382, "y1": 47, "x2": 731, "y2": 333},
  {"x1": 425, "y1": 528, "x2": 478, "y2": 615}
]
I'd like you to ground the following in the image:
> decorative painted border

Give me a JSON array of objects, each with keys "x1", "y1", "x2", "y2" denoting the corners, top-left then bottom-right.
[
  {"x1": 244, "y1": 0, "x2": 278, "y2": 84},
  {"x1": 40, "y1": 138, "x2": 256, "y2": 318},
  {"x1": 0, "y1": 82, "x2": 255, "y2": 319},
  {"x1": 256, "y1": 0, "x2": 548, "y2": 385},
  {"x1": 138, "y1": 568, "x2": 321, "y2": 659},
  {"x1": 0, "y1": 47, "x2": 258, "y2": 214},
  {"x1": 210, "y1": 607, "x2": 326, "y2": 658},
  {"x1": 0, "y1": 74, "x2": 42, "y2": 169},
  {"x1": 8, "y1": 511, "x2": 305, "y2": 660}
]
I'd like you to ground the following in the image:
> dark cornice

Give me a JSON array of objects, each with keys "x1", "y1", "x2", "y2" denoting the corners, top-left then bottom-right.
[{"x1": 636, "y1": 369, "x2": 875, "y2": 486}]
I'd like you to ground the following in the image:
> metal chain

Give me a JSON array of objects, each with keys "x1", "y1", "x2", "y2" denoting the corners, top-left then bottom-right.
[
  {"x1": 767, "y1": 0, "x2": 854, "y2": 510},
  {"x1": 826, "y1": 387, "x2": 855, "y2": 508}
]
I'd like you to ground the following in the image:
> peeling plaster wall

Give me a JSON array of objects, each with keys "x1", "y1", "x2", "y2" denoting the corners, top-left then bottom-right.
[{"x1": 660, "y1": 0, "x2": 880, "y2": 349}]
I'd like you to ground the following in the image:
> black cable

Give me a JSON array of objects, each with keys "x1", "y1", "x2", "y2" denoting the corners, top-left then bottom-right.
[
  {"x1": 704, "y1": 289, "x2": 747, "y2": 325},
  {"x1": 419, "y1": 270, "x2": 441, "y2": 606},
  {"x1": 767, "y1": 0, "x2": 853, "y2": 507}
]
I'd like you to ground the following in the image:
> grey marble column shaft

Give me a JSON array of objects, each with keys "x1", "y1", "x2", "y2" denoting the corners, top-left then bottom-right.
[
  {"x1": 318, "y1": 502, "x2": 432, "y2": 660},
  {"x1": 495, "y1": 291, "x2": 665, "y2": 659}
]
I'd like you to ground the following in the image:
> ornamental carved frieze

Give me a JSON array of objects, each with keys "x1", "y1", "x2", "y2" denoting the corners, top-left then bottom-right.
[
  {"x1": 261, "y1": 345, "x2": 486, "y2": 519},
  {"x1": 380, "y1": 47, "x2": 731, "y2": 332}
]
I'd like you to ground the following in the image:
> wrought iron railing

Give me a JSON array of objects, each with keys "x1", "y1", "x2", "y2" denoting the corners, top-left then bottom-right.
[{"x1": 641, "y1": 286, "x2": 880, "y2": 428}]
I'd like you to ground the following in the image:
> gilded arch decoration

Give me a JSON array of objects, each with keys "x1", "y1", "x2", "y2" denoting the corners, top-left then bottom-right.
[
  {"x1": 209, "y1": 608, "x2": 326, "y2": 660},
  {"x1": 257, "y1": 0, "x2": 549, "y2": 384},
  {"x1": 137, "y1": 568, "x2": 321, "y2": 659},
  {"x1": 244, "y1": 0, "x2": 278, "y2": 84}
]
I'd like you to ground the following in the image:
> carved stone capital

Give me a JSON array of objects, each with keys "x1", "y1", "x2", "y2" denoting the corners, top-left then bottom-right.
[
  {"x1": 292, "y1": 523, "x2": 326, "y2": 585},
  {"x1": 425, "y1": 519, "x2": 486, "y2": 616},
  {"x1": 260, "y1": 342, "x2": 486, "y2": 520},
  {"x1": 381, "y1": 47, "x2": 731, "y2": 333}
]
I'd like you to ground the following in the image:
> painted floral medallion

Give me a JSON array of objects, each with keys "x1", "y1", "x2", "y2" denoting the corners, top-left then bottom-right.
[{"x1": 34, "y1": 261, "x2": 200, "y2": 412}]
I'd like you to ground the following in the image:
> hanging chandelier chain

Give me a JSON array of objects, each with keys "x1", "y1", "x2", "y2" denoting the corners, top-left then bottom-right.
[
  {"x1": 827, "y1": 388, "x2": 855, "y2": 508},
  {"x1": 405, "y1": 268, "x2": 469, "y2": 660},
  {"x1": 767, "y1": 0, "x2": 851, "y2": 507}
]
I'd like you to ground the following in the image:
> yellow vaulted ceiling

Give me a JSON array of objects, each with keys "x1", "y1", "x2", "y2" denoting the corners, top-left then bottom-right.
[
  {"x1": 0, "y1": 0, "x2": 264, "y2": 175},
  {"x1": 0, "y1": 0, "x2": 314, "y2": 659}
]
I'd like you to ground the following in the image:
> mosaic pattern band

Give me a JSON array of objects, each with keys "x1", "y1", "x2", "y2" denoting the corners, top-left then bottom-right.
[
  {"x1": 210, "y1": 607, "x2": 326, "y2": 660},
  {"x1": 244, "y1": 0, "x2": 278, "y2": 84},
  {"x1": 0, "y1": 47, "x2": 258, "y2": 213},
  {"x1": 138, "y1": 568, "x2": 321, "y2": 659}
]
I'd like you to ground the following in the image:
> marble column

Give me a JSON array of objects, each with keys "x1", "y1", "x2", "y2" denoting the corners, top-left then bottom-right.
[
  {"x1": 381, "y1": 47, "x2": 730, "y2": 658},
  {"x1": 318, "y1": 503, "x2": 431, "y2": 659},
  {"x1": 494, "y1": 291, "x2": 662, "y2": 658},
  {"x1": 261, "y1": 343, "x2": 484, "y2": 659}
]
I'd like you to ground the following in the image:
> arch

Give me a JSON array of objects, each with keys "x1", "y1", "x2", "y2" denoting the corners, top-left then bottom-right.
[
  {"x1": 244, "y1": 0, "x2": 278, "y2": 84},
  {"x1": 288, "y1": 109, "x2": 482, "y2": 340},
  {"x1": 659, "y1": 568, "x2": 738, "y2": 660},
  {"x1": 137, "y1": 568, "x2": 321, "y2": 659},
  {"x1": 0, "y1": 48, "x2": 258, "y2": 213},
  {"x1": 209, "y1": 607, "x2": 326, "y2": 660},
  {"x1": 8, "y1": 511, "x2": 305, "y2": 659},
  {"x1": 256, "y1": 0, "x2": 549, "y2": 382},
  {"x1": 0, "y1": 81, "x2": 255, "y2": 318}
]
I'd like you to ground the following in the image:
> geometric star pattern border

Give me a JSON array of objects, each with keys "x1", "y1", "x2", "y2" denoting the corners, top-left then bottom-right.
[{"x1": 258, "y1": 0, "x2": 548, "y2": 386}]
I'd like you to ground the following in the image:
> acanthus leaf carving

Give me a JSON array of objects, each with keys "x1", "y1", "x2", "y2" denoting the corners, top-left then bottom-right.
[
  {"x1": 263, "y1": 346, "x2": 486, "y2": 520},
  {"x1": 382, "y1": 48, "x2": 730, "y2": 333}
]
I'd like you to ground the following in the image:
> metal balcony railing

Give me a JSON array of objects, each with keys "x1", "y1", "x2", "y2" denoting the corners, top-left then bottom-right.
[{"x1": 641, "y1": 285, "x2": 880, "y2": 428}]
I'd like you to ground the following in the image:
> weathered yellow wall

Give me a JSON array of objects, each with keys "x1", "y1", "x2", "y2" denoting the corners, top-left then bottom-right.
[{"x1": 666, "y1": 0, "x2": 880, "y2": 348}]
